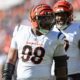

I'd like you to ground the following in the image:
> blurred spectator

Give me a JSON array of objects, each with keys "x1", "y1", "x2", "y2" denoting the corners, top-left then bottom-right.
[
  {"x1": 72, "y1": 0, "x2": 80, "y2": 11},
  {"x1": 0, "y1": 27, "x2": 8, "y2": 80}
]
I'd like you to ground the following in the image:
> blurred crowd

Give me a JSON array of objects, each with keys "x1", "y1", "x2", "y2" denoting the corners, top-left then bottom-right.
[{"x1": 0, "y1": 0, "x2": 80, "y2": 80}]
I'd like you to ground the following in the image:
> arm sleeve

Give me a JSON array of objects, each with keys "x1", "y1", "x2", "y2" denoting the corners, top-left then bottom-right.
[
  {"x1": 53, "y1": 41, "x2": 68, "y2": 80},
  {"x1": 2, "y1": 63, "x2": 15, "y2": 80}
]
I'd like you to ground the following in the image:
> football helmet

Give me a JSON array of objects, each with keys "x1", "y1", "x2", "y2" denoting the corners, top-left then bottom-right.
[
  {"x1": 53, "y1": 0, "x2": 73, "y2": 25},
  {"x1": 30, "y1": 4, "x2": 54, "y2": 34},
  {"x1": 53, "y1": 0, "x2": 73, "y2": 14}
]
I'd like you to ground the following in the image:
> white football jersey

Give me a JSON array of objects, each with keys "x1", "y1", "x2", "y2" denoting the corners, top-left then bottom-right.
[
  {"x1": 10, "y1": 25, "x2": 65, "y2": 79},
  {"x1": 52, "y1": 22, "x2": 80, "y2": 75}
]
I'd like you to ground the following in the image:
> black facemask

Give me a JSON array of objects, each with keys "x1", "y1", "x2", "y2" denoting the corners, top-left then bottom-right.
[{"x1": 35, "y1": 15, "x2": 54, "y2": 34}]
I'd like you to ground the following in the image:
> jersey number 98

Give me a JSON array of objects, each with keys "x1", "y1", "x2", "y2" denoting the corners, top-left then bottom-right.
[{"x1": 22, "y1": 45, "x2": 45, "y2": 64}]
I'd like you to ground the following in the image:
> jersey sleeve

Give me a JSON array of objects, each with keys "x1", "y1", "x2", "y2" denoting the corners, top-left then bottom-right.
[
  {"x1": 13, "y1": 25, "x2": 20, "y2": 37},
  {"x1": 10, "y1": 37, "x2": 17, "y2": 49},
  {"x1": 10, "y1": 25, "x2": 19, "y2": 49}
]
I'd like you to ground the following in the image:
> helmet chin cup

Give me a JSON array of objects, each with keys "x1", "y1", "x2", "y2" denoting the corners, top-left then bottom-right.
[{"x1": 39, "y1": 28, "x2": 49, "y2": 35}]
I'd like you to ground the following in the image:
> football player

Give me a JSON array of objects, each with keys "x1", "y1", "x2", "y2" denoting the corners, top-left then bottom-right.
[
  {"x1": 52, "y1": 0, "x2": 80, "y2": 80},
  {"x1": 3, "y1": 4, "x2": 68, "y2": 80}
]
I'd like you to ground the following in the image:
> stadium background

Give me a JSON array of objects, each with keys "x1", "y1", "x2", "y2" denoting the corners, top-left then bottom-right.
[{"x1": 0, "y1": 0, "x2": 80, "y2": 79}]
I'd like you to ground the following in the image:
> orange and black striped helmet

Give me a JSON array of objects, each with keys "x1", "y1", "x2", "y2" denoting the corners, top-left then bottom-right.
[{"x1": 53, "y1": 0, "x2": 73, "y2": 14}]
